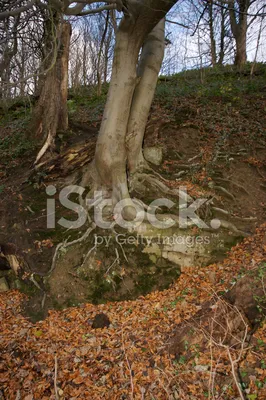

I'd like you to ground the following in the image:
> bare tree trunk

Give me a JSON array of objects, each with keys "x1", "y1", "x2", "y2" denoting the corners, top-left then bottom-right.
[
  {"x1": 96, "y1": 12, "x2": 109, "y2": 97},
  {"x1": 218, "y1": 5, "x2": 226, "y2": 65},
  {"x1": 94, "y1": 24, "x2": 141, "y2": 207},
  {"x1": 103, "y1": 28, "x2": 113, "y2": 83},
  {"x1": 18, "y1": 41, "x2": 26, "y2": 96},
  {"x1": 0, "y1": 15, "x2": 19, "y2": 99},
  {"x1": 234, "y1": 27, "x2": 247, "y2": 68},
  {"x1": 208, "y1": 0, "x2": 216, "y2": 66},
  {"x1": 83, "y1": 0, "x2": 175, "y2": 213},
  {"x1": 59, "y1": 22, "x2": 71, "y2": 131},
  {"x1": 92, "y1": 19, "x2": 166, "y2": 210},
  {"x1": 251, "y1": 7, "x2": 265, "y2": 76},
  {"x1": 31, "y1": 18, "x2": 71, "y2": 165},
  {"x1": 127, "y1": 19, "x2": 165, "y2": 174},
  {"x1": 82, "y1": 40, "x2": 88, "y2": 86},
  {"x1": 229, "y1": 0, "x2": 249, "y2": 69}
]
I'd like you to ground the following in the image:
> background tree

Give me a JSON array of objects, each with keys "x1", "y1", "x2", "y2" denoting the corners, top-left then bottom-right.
[
  {"x1": 69, "y1": 12, "x2": 114, "y2": 92},
  {"x1": 30, "y1": 11, "x2": 72, "y2": 165},
  {"x1": 228, "y1": 0, "x2": 266, "y2": 68},
  {"x1": 228, "y1": 0, "x2": 250, "y2": 68}
]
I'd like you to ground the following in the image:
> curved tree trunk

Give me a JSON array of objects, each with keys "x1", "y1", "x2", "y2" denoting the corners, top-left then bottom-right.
[
  {"x1": 31, "y1": 18, "x2": 71, "y2": 165},
  {"x1": 94, "y1": 23, "x2": 141, "y2": 208},
  {"x1": 91, "y1": 11, "x2": 167, "y2": 213},
  {"x1": 127, "y1": 19, "x2": 165, "y2": 174}
]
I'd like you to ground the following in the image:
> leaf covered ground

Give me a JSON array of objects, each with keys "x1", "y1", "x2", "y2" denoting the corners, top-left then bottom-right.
[
  {"x1": 1, "y1": 64, "x2": 266, "y2": 399},
  {"x1": 1, "y1": 224, "x2": 266, "y2": 400}
]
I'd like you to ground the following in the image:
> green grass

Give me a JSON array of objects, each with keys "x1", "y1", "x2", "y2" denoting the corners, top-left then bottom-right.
[
  {"x1": 1, "y1": 62, "x2": 265, "y2": 165},
  {"x1": 0, "y1": 117, "x2": 36, "y2": 163},
  {"x1": 156, "y1": 62, "x2": 266, "y2": 101}
]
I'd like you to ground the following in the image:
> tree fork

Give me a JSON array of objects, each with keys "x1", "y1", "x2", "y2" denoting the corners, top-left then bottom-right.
[
  {"x1": 86, "y1": 0, "x2": 176, "y2": 215},
  {"x1": 92, "y1": 19, "x2": 166, "y2": 213}
]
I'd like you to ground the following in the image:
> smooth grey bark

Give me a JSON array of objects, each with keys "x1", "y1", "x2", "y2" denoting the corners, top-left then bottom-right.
[
  {"x1": 93, "y1": 16, "x2": 166, "y2": 212},
  {"x1": 127, "y1": 19, "x2": 165, "y2": 174},
  {"x1": 92, "y1": 0, "x2": 174, "y2": 211},
  {"x1": 94, "y1": 22, "x2": 141, "y2": 209}
]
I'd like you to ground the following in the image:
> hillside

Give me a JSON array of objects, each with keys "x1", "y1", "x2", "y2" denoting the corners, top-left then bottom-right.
[{"x1": 1, "y1": 64, "x2": 266, "y2": 399}]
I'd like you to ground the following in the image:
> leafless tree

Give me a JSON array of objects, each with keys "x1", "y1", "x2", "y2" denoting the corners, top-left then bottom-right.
[
  {"x1": 31, "y1": 11, "x2": 72, "y2": 164},
  {"x1": 1, "y1": 0, "x2": 265, "y2": 211},
  {"x1": 228, "y1": 0, "x2": 265, "y2": 68}
]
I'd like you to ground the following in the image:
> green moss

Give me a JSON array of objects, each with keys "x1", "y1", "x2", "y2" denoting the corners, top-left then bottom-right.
[
  {"x1": 16, "y1": 278, "x2": 39, "y2": 296},
  {"x1": 90, "y1": 272, "x2": 115, "y2": 304},
  {"x1": 135, "y1": 273, "x2": 156, "y2": 295}
]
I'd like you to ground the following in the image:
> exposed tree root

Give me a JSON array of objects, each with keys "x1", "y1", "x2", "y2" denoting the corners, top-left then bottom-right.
[
  {"x1": 256, "y1": 166, "x2": 266, "y2": 180},
  {"x1": 48, "y1": 223, "x2": 96, "y2": 276},
  {"x1": 187, "y1": 153, "x2": 202, "y2": 163},
  {"x1": 80, "y1": 239, "x2": 97, "y2": 269},
  {"x1": 218, "y1": 219, "x2": 249, "y2": 237},
  {"x1": 34, "y1": 130, "x2": 54, "y2": 166},
  {"x1": 215, "y1": 177, "x2": 250, "y2": 195},
  {"x1": 174, "y1": 170, "x2": 187, "y2": 179},
  {"x1": 174, "y1": 163, "x2": 200, "y2": 170},
  {"x1": 130, "y1": 172, "x2": 185, "y2": 200},
  {"x1": 212, "y1": 207, "x2": 257, "y2": 222},
  {"x1": 212, "y1": 185, "x2": 235, "y2": 200}
]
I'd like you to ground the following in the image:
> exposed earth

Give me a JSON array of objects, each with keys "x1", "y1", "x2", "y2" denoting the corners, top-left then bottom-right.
[{"x1": 1, "y1": 65, "x2": 266, "y2": 399}]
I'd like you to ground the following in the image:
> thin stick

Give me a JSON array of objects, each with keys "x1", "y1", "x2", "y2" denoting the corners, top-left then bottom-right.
[
  {"x1": 121, "y1": 328, "x2": 134, "y2": 399},
  {"x1": 54, "y1": 353, "x2": 59, "y2": 400},
  {"x1": 227, "y1": 348, "x2": 245, "y2": 400}
]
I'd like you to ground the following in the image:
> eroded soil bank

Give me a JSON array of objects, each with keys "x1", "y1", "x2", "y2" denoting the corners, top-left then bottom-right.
[{"x1": 1, "y1": 69, "x2": 266, "y2": 321}]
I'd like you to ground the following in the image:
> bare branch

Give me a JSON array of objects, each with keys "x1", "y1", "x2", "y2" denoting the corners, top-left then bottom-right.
[
  {"x1": 166, "y1": 19, "x2": 189, "y2": 29},
  {"x1": 65, "y1": 3, "x2": 117, "y2": 16},
  {"x1": 0, "y1": 0, "x2": 44, "y2": 20}
]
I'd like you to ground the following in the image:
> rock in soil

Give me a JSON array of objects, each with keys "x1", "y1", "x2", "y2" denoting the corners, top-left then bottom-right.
[
  {"x1": 92, "y1": 313, "x2": 111, "y2": 329},
  {"x1": 0, "y1": 277, "x2": 9, "y2": 292},
  {"x1": 143, "y1": 146, "x2": 163, "y2": 165}
]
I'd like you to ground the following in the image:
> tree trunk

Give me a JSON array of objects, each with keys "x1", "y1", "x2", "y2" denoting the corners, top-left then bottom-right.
[
  {"x1": 96, "y1": 12, "x2": 109, "y2": 97},
  {"x1": 127, "y1": 19, "x2": 165, "y2": 174},
  {"x1": 31, "y1": 18, "x2": 71, "y2": 165},
  {"x1": 218, "y1": 6, "x2": 226, "y2": 65},
  {"x1": 0, "y1": 15, "x2": 19, "y2": 99},
  {"x1": 234, "y1": 28, "x2": 247, "y2": 68},
  {"x1": 86, "y1": 0, "x2": 175, "y2": 213},
  {"x1": 208, "y1": 0, "x2": 216, "y2": 66},
  {"x1": 92, "y1": 18, "x2": 165, "y2": 211},
  {"x1": 228, "y1": 0, "x2": 249, "y2": 69},
  {"x1": 94, "y1": 24, "x2": 141, "y2": 207},
  {"x1": 103, "y1": 28, "x2": 113, "y2": 84}
]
